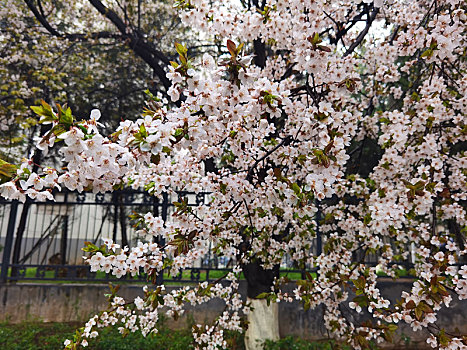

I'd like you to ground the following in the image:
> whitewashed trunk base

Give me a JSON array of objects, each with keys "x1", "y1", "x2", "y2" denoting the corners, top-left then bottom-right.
[{"x1": 244, "y1": 298, "x2": 280, "y2": 350}]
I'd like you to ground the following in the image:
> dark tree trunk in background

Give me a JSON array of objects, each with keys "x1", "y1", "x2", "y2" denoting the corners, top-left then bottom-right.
[
  {"x1": 242, "y1": 261, "x2": 279, "y2": 298},
  {"x1": 253, "y1": 39, "x2": 266, "y2": 69}
]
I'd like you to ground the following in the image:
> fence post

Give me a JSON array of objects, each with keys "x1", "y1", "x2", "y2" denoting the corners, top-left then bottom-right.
[
  {"x1": 60, "y1": 216, "x2": 69, "y2": 265},
  {"x1": 316, "y1": 201, "x2": 322, "y2": 256},
  {"x1": 1, "y1": 200, "x2": 19, "y2": 283},
  {"x1": 156, "y1": 192, "x2": 169, "y2": 286},
  {"x1": 313, "y1": 200, "x2": 322, "y2": 279}
]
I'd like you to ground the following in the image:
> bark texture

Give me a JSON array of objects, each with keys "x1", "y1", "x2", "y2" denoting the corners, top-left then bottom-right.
[{"x1": 245, "y1": 298, "x2": 280, "y2": 350}]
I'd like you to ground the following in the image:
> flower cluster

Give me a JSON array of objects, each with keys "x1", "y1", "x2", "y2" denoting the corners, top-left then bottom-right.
[{"x1": 1, "y1": 0, "x2": 466, "y2": 349}]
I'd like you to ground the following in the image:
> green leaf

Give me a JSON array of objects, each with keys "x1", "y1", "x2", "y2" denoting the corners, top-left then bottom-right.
[
  {"x1": 414, "y1": 305, "x2": 423, "y2": 320},
  {"x1": 31, "y1": 102, "x2": 57, "y2": 123},
  {"x1": 144, "y1": 89, "x2": 160, "y2": 101},
  {"x1": 59, "y1": 106, "x2": 73, "y2": 127},
  {"x1": 174, "y1": 42, "x2": 187, "y2": 56},
  {"x1": 352, "y1": 276, "x2": 366, "y2": 290},
  {"x1": 0, "y1": 159, "x2": 18, "y2": 184},
  {"x1": 420, "y1": 302, "x2": 434, "y2": 313},
  {"x1": 256, "y1": 292, "x2": 269, "y2": 299},
  {"x1": 420, "y1": 48, "x2": 433, "y2": 58},
  {"x1": 139, "y1": 123, "x2": 148, "y2": 137},
  {"x1": 219, "y1": 182, "x2": 227, "y2": 195},
  {"x1": 30, "y1": 106, "x2": 47, "y2": 117},
  {"x1": 313, "y1": 32, "x2": 320, "y2": 43},
  {"x1": 363, "y1": 213, "x2": 372, "y2": 225},
  {"x1": 51, "y1": 124, "x2": 67, "y2": 137},
  {"x1": 292, "y1": 183, "x2": 301, "y2": 196},
  {"x1": 173, "y1": 128, "x2": 184, "y2": 137}
]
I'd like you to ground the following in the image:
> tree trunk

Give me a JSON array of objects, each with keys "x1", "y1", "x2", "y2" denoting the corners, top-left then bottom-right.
[
  {"x1": 245, "y1": 298, "x2": 280, "y2": 350},
  {"x1": 242, "y1": 261, "x2": 280, "y2": 349}
]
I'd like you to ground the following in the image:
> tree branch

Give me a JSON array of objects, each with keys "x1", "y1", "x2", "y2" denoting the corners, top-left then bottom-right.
[
  {"x1": 66, "y1": 32, "x2": 122, "y2": 40},
  {"x1": 24, "y1": 0, "x2": 172, "y2": 91},
  {"x1": 343, "y1": 7, "x2": 379, "y2": 57},
  {"x1": 24, "y1": 0, "x2": 61, "y2": 37},
  {"x1": 246, "y1": 136, "x2": 292, "y2": 181},
  {"x1": 88, "y1": 0, "x2": 171, "y2": 90}
]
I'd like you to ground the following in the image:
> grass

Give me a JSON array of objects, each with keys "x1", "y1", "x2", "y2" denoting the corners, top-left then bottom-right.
[
  {"x1": 0, "y1": 322, "x2": 360, "y2": 350},
  {"x1": 0, "y1": 321, "x2": 199, "y2": 350},
  {"x1": 11, "y1": 266, "x2": 410, "y2": 285},
  {"x1": 263, "y1": 337, "x2": 352, "y2": 350},
  {"x1": 0, "y1": 321, "x2": 429, "y2": 350},
  {"x1": 0, "y1": 322, "x2": 79, "y2": 350},
  {"x1": 12, "y1": 267, "x2": 308, "y2": 284}
]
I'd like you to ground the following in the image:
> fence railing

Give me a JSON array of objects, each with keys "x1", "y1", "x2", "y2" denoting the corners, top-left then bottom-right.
[
  {"x1": 0, "y1": 190, "x2": 202, "y2": 283},
  {"x1": 0, "y1": 190, "x2": 322, "y2": 284},
  {"x1": 0, "y1": 189, "x2": 417, "y2": 284}
]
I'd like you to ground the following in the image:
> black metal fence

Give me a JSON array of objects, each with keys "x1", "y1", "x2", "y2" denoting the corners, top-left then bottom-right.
[
  {"x1": 0, "y1": 190, "x2": 228, "y2": 283},
  {"x1": 0, "y1": 190, "x2": 320, "y2": 284},
  {"x1": 0, "y1": 189, "x2": 415, "y2": 285}
]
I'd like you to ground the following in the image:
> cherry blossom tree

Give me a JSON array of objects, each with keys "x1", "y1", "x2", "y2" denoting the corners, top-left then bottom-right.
[{"x1": 1, "y1": 0, "x2": 467, "y2": 349}]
